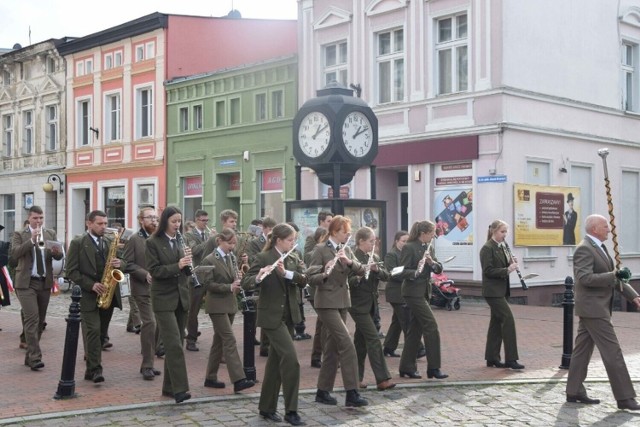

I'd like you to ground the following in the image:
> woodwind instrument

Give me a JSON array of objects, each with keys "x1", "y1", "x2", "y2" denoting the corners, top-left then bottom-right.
[
  {"x1": 229, "y1": 251, "x2": 252, "y2": 312},
  {"x1": 97, "y1": 228, "x2": 125, "y2": 309},
  {"x1": 364, "y1": 241, "x2": 376, "y2": 280},
  {"x1": 256, "y1": 244, "x2": 299, "y2": 282},
  {"x1": 175, "y1": 231, "x2": 202, "y2": 288},
  {"x1": 502, "y1": 242, "x2": 528, "y2": 291},
  {"x1": 325, "y1": 235, "x2": 352, "y2": 276},
  {"x1": 416, "y1": 238, "x2": 434, "y2": 275}
]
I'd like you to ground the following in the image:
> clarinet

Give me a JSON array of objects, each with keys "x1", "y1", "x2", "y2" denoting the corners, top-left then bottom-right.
[
  {"x1": 503, "y1": 242, "x2": 528, "y2": 290},
  {"x1": 175, "y1": 231, "x2": 202, "y2": 288}
]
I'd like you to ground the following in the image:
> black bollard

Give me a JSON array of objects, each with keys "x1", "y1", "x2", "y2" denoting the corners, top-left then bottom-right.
[
  {"x1": 559, "y1": 276, "x2": 575, "y2": 370},
  {"x1": 54, "y1": 284, "x2": 82, "y2": 399},
  {"x1": 242, "y1": 291, "x2": 257, "y2": 382}
]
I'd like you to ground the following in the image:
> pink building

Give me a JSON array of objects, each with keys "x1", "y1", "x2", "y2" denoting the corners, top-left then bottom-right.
[{"x1": 58, "y1": 12, "x2": 296, "y2": 241}]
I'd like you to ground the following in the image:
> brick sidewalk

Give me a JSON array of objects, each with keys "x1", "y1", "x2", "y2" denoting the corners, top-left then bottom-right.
[{"x1": 2, "y1": 290, "x2": 640, "y2": 420}]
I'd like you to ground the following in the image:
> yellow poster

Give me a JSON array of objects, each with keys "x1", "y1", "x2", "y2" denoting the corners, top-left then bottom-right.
[{"x1": 513, "y1": 183, "x2": 581, "y2": 246}]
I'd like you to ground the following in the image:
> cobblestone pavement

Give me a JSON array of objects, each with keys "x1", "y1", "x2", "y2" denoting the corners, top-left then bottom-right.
[{"x1": 4, "y1": 380, "x2": 640, "y2": 426}]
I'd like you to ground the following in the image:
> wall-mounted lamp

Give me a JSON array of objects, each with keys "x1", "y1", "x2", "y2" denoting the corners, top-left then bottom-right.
[
  {"x1": 89, "y1": 126, "x2": 99, "y2": 140},
  {"x1": 243, "y1": 150, "x2": 250, "y2": 162},
  {"x1": 559, "y1": 155, "x2": 568, "y2": 173},
  {"x1": 559, "y1": 167, "x2": 568, "y2": 173},
  {"x1": 413, "y1": 170, "x2": 421, "y2": 182},
  {"x1": 43, "y1": 173, "x2": 64, "y2": 194}
]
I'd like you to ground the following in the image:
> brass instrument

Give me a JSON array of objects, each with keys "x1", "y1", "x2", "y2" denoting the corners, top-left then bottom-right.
[
  {"x1": 176, "y1": 231, "x2": 202, "y2": 288},
  {"x1": 326, "y1": 235, "x2": 352, "y2": 276},
  {"x1": 97, "y1": 228, "x2": 125, "y2": 309},
  {"x1": 235, "y1": 231, "x2": 255, "y2": 274},
  {"x1": 364, "y1": 241, "x2": 376, "y2": 280},
  {"x1": 256, "y1": 244, "x2": 299, "y2": 282},
  {"x1": 37, "y1": 228, "x2": 45, "y2": 249},
  {"x1": 416, "y1": 238, "x2": 434, "y2": 275}
]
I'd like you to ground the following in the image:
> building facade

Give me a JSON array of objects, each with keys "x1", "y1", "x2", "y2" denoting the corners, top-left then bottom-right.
[
  {"x1": 0, "y1": 39, "x2": 68, "y2": 240},
  {"x1": 298, "y1": 0, "x2": 640, "y2": 303}
]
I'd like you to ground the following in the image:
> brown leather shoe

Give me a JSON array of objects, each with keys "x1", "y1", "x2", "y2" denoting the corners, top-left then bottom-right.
[
  {"x1": 617, "y1": 398, "x2": 640, "y2": 410},
  {"x1": 377, "y1": 379, "x2": 396, "y2": 391},
  {"x1": 19, "y1": 342, "x2": 27, "y2": 350}
]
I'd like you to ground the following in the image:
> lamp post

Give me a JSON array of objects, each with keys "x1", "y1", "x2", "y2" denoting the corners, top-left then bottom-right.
[{"x1": 43, "y1": 173, "x2": 64, "y2": 194}]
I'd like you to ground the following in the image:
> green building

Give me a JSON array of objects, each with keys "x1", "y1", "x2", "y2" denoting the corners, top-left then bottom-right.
[{"x1": 166, "y1": 55, "x2": 298, "y2": 229}]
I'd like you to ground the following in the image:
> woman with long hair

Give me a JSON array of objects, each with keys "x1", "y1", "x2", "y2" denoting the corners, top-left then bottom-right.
[
  {"x1": 307, "y1": 215, "x2": 368, "y2": 408},
  {"x1": 398, "y1": 220, "x2": 448, "y2": 380},
  {"x1": 348, "y1": 226, "x2": 395, "y2": 391},
  {"x1": 479, "y1": 220, "x2": 524, "y2": 370},
  {"x1": 145, "y1": 206, "x2": 192, "y2": 403},
  {"x1": 382, "y1": 230, "x2": 408, "y2": 357},
  {"x1": 242, "y1": 223, "x2": 308, "y2": 426},
  {"x1": 198, "y1": 228, "x2": 255, "y2": 393}
]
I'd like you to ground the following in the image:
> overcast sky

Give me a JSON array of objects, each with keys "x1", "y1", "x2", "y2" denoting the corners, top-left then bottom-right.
[{"x1": 0, "y1": 0, "x2": 298, "y2": 49}]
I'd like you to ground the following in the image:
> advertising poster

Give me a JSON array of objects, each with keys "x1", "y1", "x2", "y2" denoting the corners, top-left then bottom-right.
[
  {"x1": 513, "y1": 183, "x2": 581, "y2": 246},
  {"x1": 290, "y1": 205, "x2": 332, "y2": 255},
  {"x1": 433, "y1": 163, "x2": 474, "y2": 270},
  {"x1": 344, "y1": 206, "x2": 384, "y2": 255}
]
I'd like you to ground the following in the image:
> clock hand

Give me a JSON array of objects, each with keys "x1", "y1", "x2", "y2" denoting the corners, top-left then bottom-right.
[
  {"x1": 353, "y1": 126, "x2": 369, "y2": 138},
  {"x1": 313, "y1": 124, "x2": 329, "y2": 139},
  {"x1": 351, "y1": 126, "x2": 362, "y2": 139}
]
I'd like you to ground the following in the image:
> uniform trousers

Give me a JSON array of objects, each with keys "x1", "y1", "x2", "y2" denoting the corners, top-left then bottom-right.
[
  {"x1": 309, "y1": 299, "x2": 323, "y2": 362},
  {"x1": 16, "y1": 277, "x2": 50, "y2": 365},
  {"x1": 133, "y1": 294, "x2": 157, "y2": 370},
  {"x1": 81, "y1": 303, "x2": 114, "y2": 373},
  {"x1": 186, "y1": 283, "x2": 205, "y2": 344},
  {"x1": 206, "y1": 313, "x2": 244, "y2": 383},
  {"x1": 350, "y1": 310, "x2": 391, "y2": 383},
  {"x1": 316, "y1": 308, "x2": 358, "y2": 391},
  {"x1": 155, "y1": 304, "x2": 189, "y2": 395},
  {"x1": 127, "y1": 296, "x2": 141, "y2": 329},
  {"x1": 484, "y1": 297, "x2": 519, "y2": 362},
  {"x1": 399, "y1": 297, "x2": 441, "y2": 372},
  {"x1": 259, "y1": 322, "x2": 300, "y2": 413}
]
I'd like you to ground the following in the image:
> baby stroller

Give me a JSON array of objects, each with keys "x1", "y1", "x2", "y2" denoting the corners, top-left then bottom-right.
[{"x1": 430, "y1": 272, "x2": 461, "y2": 311}]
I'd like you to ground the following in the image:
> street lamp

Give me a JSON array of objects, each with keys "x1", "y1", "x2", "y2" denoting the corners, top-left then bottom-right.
[{"x1": 43, "y1": 174, "x2": 64, "y2": 194}]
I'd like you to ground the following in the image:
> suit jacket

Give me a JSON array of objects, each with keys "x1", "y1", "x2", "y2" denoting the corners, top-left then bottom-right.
[
  {"x1": 307, "y1": 241, "x2": 363, "y2": 309},
  {"x1": 11, "y1": 227, "x2": 62, "y2": 289},
  {"x1": 199, "y1": 250, "x2": 238, "y2": 314},
  {"x1": 66, "y1": 233, "x2": 124, "y2": 311},
  {"x1": 184, "y1": 228, "x2": 215, "y2": 267},
  {"x1": 573, "y1": 236, "x2": 638, "y2": 318},
  {"x1": 123, "y1": 229, "x2": 151, "y2": 297},
  {"x1": 348, "y1": 248, "x2": 390, "y2": 314},
  {"x1": 242, "y1": 247, "x2": 307, "y2": 329},
  {"x1": 246, "y1": 234, "x2": 267, "y2": 264},
  {"x1": 399, "y1": 240, "x2": 442, "y2": 299},
  {"x1": 563, "y1": 210, "x2": 577, "y2": 245},
  {"x1": 383, "y1": 247, "x2": 403, "y2": 304},
  {"x1": 145, "y1": 234, "x2": 189, "y2": 313},
  {"x1": 479, "y1": 239, "x2": 511, "y2": 298}
]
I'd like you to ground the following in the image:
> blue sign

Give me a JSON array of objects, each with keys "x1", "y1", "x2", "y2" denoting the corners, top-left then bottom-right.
[
  {"x1": 478, "y1": 175, "x2": 507, "y2": 183},
  {"x1": 219, "y1": 159, "x2": 236, "y2": 166}
]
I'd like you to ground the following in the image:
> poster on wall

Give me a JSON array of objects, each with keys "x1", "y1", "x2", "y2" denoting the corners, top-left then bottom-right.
[
  {"x1": 433, "y1": 163, "x2": 474, "y2": 270},
  {"x1": 344, "y1": 206, "x2": 384, "y2": 256},
  {"x1": 289, "y1": 205, "x2": 332, "y2": 254},
  {"x1": 513, "y1": 183, "x2": 581, "y2": 246}
]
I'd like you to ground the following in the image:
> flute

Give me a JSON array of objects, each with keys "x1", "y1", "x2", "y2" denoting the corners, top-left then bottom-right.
[
  {"x1": 416, "y1": 238, "x2": 434, "y2": 275},
  {"x1": 326, "y1": 235, "x2": 352, "y2": 276},
  {"x1": 503, "y1": 242, "x2": 528, "y2": 291},
  {"x1": 256, "y1": 243, "x2": 299, "y2": 282},
  {"x1": 364, "y1": 241, "x2": 376, "y2": 280}
]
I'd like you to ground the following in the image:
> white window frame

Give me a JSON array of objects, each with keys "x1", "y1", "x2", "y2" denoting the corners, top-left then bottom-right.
[
  {"x1": 114, "y1": 50, "x2": 123, "y2": 67},
  {"x1": 376, "y1": 28, "x2": 405, "y2": 104},
  {"x1": 215, "y1": 100, "x2": 226, "y2": 127},
  {"x1": 271, "y1": 89, "x2": 284, "y2": 118},
  {"x1": 622, "y1": 41, "x2": 638, "y2": 112},
  {"x1": 255, "y1": 93, "x2": 267, "y2": 121},
  {"x1": 2, "y1": 114, "x2": 13, "y2": 157},
  {"x1": 76, "y1": 97, "x2": 92, "y2": 147},
  {"x1": 135, "y1": 45, "x2": 145, "y2": 62},
  {"x1": 145, "y1": 42, "x2": 155, "y2": 59},
  {"x1": 621, "y1": 170, "x2": 640, "y2": 252},
  {"x1": 193, "y1": 104, "x2": 203, "y2": 130},
  {"x1": 135, "y1": 85, "x2": 153, "y2": 139},
  {"x1": 75, "y1": 57, "x2": 93, "y2": 77},
  {"x1": 436, "y1": 13, "x2": 469, "y2": 95},
  {"x1": 2, "y1": 69, "x2": 11, "y2": 85},
  {"x1": 104, "y1": 53, "x2": 113, "y2": 70},
  {"x1": 179, "y1": 107, "x2": 189, "y2": 132},
  {"x1": 323, "y1": 41, "x2": 348, "y2": 86},
  {"x1": 22, "y1": 109, "x2": 33, "y2": 154},
  {"x1": 45, "y1": 105, "x2": 58, "y2": 151},
  {"x1": 104, "y1": 91, "x2": 121, "y2": 143},
  {"x1": 230, "y1": 97, "x2": 241, "y2": 125},
  {"x1": 46, "y1": 57, "x2": 56, "y2": 74}
]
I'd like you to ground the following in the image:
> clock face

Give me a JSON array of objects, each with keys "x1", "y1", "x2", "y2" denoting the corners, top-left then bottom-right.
[
  {"x1": 342, "y1": 111, "x2": 372, "y2": 158},
  {"x1": 298, "y1": 112, "x2": 331, "y2": 158}
]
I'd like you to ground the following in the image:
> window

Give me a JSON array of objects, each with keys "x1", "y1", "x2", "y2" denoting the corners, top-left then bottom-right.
[
  {"x1": 377, "y1": 29, "x2": 404, "y2": 104},
  {"x1": 135, "y1": 42, "x2": 155, "y2": 62},
  {"x1": 622, "y1": 42, "x2": 637, "y2": 111},
  {"x1": 114, "y1": 51, "x2": 123, "y2": 67},
  {"x1": 135, "y1": 45, "x2": 145, "y2": 62},
  {"x1": 46, "y1": 57, "x2": 56, "y2": 74},
  {"x1": 75, "y1": 57, "x2": 93, "y2": 76},
  {"x1": 2, "y1": 114, "x2": 13, "y2": 157},
  {"x1": 85, "y1": 59, "x2": 93, "y2": 74},
  {"x1": 2, "y1": 194, "x2": 15, "y2": 237},
  {"x1": 77, "y1": 99, "x2": 91, "y2": 147},
  {"x1": 104, "y1": 53, "x2": 113, "y2": 70},
  {"x1": 135, "y1": 87, "x2": 153, "y2": 138},
  {"x1": 138, "y1": 184, "x2": 155, "y2": 209},
  {"x1": 183, "y1": 176, "x2": 203, "y2": 220},
  {"x1": 104, "y1": 186, "x2": 125, "y2": 226},
  {"x1": 215, "y1": 100, "x2": 226, "y2": 126},
  {"x1": 46, "y1": 105, "x2": 57, "y2": 151},
  {"x1": 436, "y1": 13, "x2": 468, "y2": 95},
  {"x1": 259, "y1": 169, "x2": 283, "y2": 220},
  {"x1": 271, "y1": 90, "x2": 284, "y2": 118},
  {"x1": 179, "y1": 107, "x2": 189, "y2": 132},
  {"x1": 22, "y1": 110, "x2": 33, "y2": 154},
  {"x1": 255, "y1": 93, "x2": 266, "y2": 121},
  {"x1": 230, "y1": 98, "x2": 240, "y2": 125},
  {"x1": 2, "y1": 70, "x2": 10, "y2": 85},
  {"x1": 323, "y1": 41, "x2": 348, "y2": 86},
  {"x1": 621, "y1": 171, "x2": 640, "y2": 252},
  {"x1": 193, "y1": 105, "x2": 203, "y2": 130},
  {"x1": 105, "y1": 93, "x2": 121, "y2": 143}
]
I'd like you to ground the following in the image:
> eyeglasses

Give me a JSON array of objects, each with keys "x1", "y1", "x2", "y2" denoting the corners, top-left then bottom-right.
[
  {"x1": 143, "y1": 216, "x2": 159, "y2": 221},
  {"x1": 197, "y1": 218, "x2": 209, "y2": 222}
]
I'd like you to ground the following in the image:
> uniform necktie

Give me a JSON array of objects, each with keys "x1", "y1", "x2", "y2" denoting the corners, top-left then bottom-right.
[
  {"x1": 35, "y1": 244, "x2": 45, "y2": 276},
  {"x1": 201, "y1": 231, "x2": 205, "y2": 241},
  {"x1": 225, "y1": 254, "x2": 233, "y2": 273},
  {"x1": 97, "y1": 237, "x2": 105, "y2": 259},
  {"x1": 601, "y1": 244, "x2": 614, "y2": 268},
  {"x1": 170, "y1": 238, "x2": 179, "y2": 257}
]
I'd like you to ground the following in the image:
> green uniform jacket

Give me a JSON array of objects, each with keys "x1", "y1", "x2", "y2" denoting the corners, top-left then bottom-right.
[
  {"x1": 198, "y1": 251, "x2": 238, "y2": 315},
  {"x1": 479, "y1": 239, "x2": 512, "y2": 298},
  {"x1": 308, "y1": 241, "x2": 363, "y2": 309},
  {"x1": 184, "y1": 229, "x2": 215, "y2": 267},
  {"x1": 11, "y1": 227, "x2": 63, "y2": 290},
  {"x1": 383, "y1": 247, "x2": 403, "y2": 304},
  {"x1": 399, "y1": 240, "x2": 442, "y2": 300},
  {"x1": 348, "y1": 248, "x2": 390, "y2": 314},
  {"x1": 145, "y1": 234, "x2": 189, "y2": 312},
  {"x1": 242, "y1": 247, "x2": 307, "y2": 329}
]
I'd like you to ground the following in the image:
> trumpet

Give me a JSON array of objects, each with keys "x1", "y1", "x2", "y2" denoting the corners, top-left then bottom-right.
[
  {"x1": 364, "y1": 241, "x2": 376, "y2": 280},
  {"x1": 326, "y1": 235, "x2": 352, "y2": 276},
  {"x1": 256, "y1": 244, "x2": 299, "y2": 282},
  {"x1": 37, "y1": 228, "x2": 45, "y2": 249},
  {"x1": 175, "y1": 231, "x2": 202, "y2": 288},
  {"x1": 416, "y1": 238, "x2": 434, "y2": 275}
]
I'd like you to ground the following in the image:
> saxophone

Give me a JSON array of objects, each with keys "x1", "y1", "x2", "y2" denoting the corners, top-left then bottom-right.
[{"x1": 97, "y1": 228, "x2": 125, "y2": 309}]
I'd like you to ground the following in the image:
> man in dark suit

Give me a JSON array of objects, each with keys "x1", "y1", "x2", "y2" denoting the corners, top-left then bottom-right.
[
  {"x1": 123, "y1": 207, "x2": 161, "y2": 380},
  {"x1": 10, "y1": 206, "x2": 63, "y2": 371},
  {"x1": 66, "y1": 210, "x2": 125, "y2": 383},
  {"x1": 563, "y1": 193, "x2": 577, "y2": 245},
  {"x1": 566, "y1": 214, "x2": 640, "y2": 410}
]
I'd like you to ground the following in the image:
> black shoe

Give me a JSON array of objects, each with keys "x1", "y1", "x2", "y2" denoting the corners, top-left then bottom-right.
[
  {"x1": 399, "y1": 370, "x2": 422, "y2": 379},
  {"x1": 505, "y1": 360, "x2": 525, "y2": 370},
  {"x1": 311, "y1": 359, "x2": 322, "y2": 368},
  {"x1": 617, "y1": 398, "x2": 640, "y2": 410},
  {"x1": 284, "y1": 411, "x2": 305, "y2": 426},
  {"x1": 567, "y1": 394, "x2": 600, "y2": 404},
  {"x1": 186, "y1": 342, "x2": 199, "y2": 351},
  {"x1": 141, "y1": 368, "x2": 155, "y2": 380},
  {"x1": 127, "y1": 325, "x2": 141, "y2": 334},
  {"x1": 315, "y1": 389, "x2": 337, "y2": 405},
  {"x1": 417, "y1": 348, "x2": 427, "y2": 359},
  {"x1": 253, "y1": 338, "x2": 261, "y2": 346},
  {"x1": 345, "y1": 389, "x2": 369, "y2": 407},
  {"x1": 204, "y1": 379, "x2": 226, "y2": 388},
  {"x1": 260, "y1": 411, "x2": 282, "y2": 422},
  {"x1": 101, "y1": 341, "x2": 113, "y2": 350},
  {"x1": 427, "y1": 369, "x2": 448, "y2": 379},
  {"x1": 29, "y1": 360, "x2": 45, "y2": 371},
  {"x1": 486, "y1": 360, "x2": 506, "y2": 368},
  {"x1": 155, "y1": 346, "x2": 166, "y2": 358},
  {"x1": 92, "y1": 370, "x2": 105, "y2": 383},
  {"x1": 260, "y1": 349, "x2": 269, "y2": 357},
  {"x1": 174, "y1": 391, "x2": 191, "y2": 403},
  {"x1": 383, "y1": 348, "x2": 399, "y2": 357},
  {"x1": 234, "y1": 378, "x2": 255, "y2": 393},
  {"x1": 152, "y1": 368, "x2": 161, "y2": 376}
]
